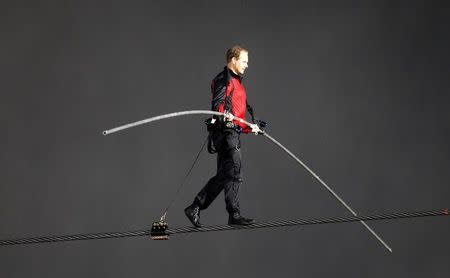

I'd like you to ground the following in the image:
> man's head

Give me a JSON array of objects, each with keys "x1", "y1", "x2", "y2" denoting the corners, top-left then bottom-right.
[{"x1": 226, "y1": 45, "x2": 248, "y2": 75}]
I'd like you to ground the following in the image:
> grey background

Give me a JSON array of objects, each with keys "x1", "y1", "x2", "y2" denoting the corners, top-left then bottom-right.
[{"x1": 1, "y1": 0, "x2": 449, "y2": 277}]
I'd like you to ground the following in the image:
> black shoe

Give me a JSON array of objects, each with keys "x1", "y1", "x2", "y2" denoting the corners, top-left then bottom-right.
[
  {"x1": 228, "y1": 213, "x2": 255, "y2": 226},
  {"x1": 184, "y1": 204, "x2": 202, "y2": 227}
]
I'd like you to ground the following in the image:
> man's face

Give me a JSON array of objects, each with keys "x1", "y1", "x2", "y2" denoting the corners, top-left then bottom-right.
[{"x1": 232, "y1": 51, "x2": 249, "y2": 75}]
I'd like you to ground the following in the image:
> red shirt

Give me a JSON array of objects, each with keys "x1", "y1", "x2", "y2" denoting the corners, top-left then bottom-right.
[{"x1": 211, "y1": 67, "x2": 251, "y2": 133}]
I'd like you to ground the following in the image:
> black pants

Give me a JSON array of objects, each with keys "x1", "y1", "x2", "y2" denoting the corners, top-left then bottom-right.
[{"x1": 194, "y1": 129, "x2": 242, "y2": 215}]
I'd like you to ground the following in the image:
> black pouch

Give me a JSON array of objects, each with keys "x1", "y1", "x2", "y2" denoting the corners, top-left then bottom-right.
[
  {"x1": 205, "y1": 117, "x2": 219, "y2": 132},
  {"x1": 205, "y1": 117, "x2": 219, "y2": 153}
]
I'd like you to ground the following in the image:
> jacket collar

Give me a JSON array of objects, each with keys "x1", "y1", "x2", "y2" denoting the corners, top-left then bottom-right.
[{"x1": 225, "y1": 66, "x2": 242, "y2": 81}]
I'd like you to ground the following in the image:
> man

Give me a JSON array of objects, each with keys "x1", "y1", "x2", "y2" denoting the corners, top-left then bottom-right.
[{"x1": 184, "y1": 45, "x2": 263, "y2": 227}]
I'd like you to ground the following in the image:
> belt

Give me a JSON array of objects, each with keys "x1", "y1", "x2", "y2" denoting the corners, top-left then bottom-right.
[{"x1": 224, "y1": 121, "x2": 242, "y2": 133}]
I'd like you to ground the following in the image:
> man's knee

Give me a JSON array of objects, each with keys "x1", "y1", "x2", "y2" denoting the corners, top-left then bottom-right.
[{"x1": 216, "y1": 172, "x2": 243, "y2": 183}]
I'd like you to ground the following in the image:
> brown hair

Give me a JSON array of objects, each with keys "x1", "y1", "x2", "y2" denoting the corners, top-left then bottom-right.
[{"x1": 226, "y1": 45, "x2": 248, "y2": 63}]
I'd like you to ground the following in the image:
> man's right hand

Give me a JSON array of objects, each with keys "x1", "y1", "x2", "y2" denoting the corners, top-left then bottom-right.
[{"x1": 223, "y1": 111, "x2": 235, "y2": 122}]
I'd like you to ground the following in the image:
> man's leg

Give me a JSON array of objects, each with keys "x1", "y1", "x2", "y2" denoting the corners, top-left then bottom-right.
[
  {"x1": 185, "y1": 144, "x2": 225, "y2": 227},
  {"x1": 218, "y1": 131, "x2": 254, "y2": 225},
  {"x1": 221, "y1": 147, "x2": 242, "y2": 215},
  {"x1": 185, "y1": 174, "x2": 225, "y2": 227}
]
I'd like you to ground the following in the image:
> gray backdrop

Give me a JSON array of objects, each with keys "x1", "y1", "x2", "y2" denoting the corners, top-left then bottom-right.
[{"x1": 1, "y1": 0, "x2": 449, "y2": 277}]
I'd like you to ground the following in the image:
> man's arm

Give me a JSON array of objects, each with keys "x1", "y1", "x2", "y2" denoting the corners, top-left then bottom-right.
[
  {"x1": 211, "y1": 78, "x2": 231, "y2": 112},
  {"x1": 245, "y1": 101, "x2": 267, "y2": 134},
  {"x1": 246, "y1": 101, "x2": 256, "y2": 123}
]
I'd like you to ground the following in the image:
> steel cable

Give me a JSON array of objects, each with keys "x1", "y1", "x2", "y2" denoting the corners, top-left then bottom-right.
[{"x1": 1, "y1": 208, "x2": 447, "y2": 246}]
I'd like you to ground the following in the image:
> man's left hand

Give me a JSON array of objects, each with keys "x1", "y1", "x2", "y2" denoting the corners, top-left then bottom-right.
[{"x1": 250, "y1": 123, "x2": 264, "y2": 135}]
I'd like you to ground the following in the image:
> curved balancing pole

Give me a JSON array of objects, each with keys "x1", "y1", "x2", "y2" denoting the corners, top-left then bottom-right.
[{"x1": 103, "y1": 110, "x2": 392, "y2": 252}]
